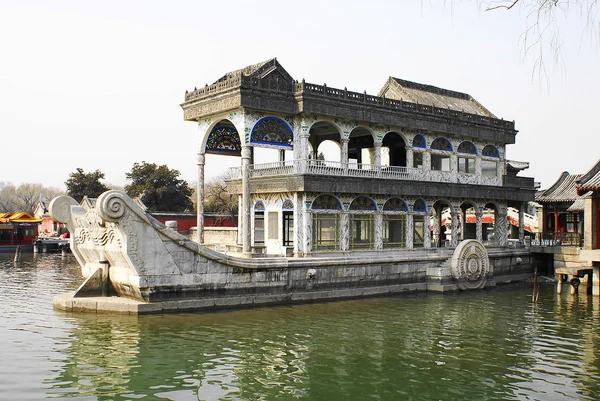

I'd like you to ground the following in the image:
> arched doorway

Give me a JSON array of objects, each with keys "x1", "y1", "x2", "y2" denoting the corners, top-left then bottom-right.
[{"x1": 382, "y1": 132, "x2": 407, "y2": 167}]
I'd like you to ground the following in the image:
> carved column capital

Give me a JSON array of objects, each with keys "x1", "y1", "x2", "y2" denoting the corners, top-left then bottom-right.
[
  {"x1": 196, "y1": 153, "x2": 205, "y2": 166},
  {"x1": 241, "y1": 145, "x2": 252, "y2": 159}
]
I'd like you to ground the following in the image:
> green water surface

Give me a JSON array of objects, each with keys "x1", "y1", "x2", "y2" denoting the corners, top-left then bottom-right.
[{"x1": 1, "y1": 253, "x2": 599, "y2": 400}]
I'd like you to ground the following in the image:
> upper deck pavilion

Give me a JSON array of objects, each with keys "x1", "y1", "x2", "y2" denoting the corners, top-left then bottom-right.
[{"x1": 181, "y1": 58, "x2": 517, "y2": 146}]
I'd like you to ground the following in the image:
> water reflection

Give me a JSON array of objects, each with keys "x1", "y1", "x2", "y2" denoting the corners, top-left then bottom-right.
[{"x1": 2, "y1": 254, "x2": 600, "y2": 400}]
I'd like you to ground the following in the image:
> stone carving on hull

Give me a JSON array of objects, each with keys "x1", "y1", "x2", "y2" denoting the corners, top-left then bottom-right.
[{"x1": 451, "y1": 240, "x2": 490, "y2": 290}]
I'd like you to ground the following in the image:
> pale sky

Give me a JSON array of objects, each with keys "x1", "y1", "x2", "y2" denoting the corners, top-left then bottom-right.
[{"x1": 1, "y1": 1, "x2": 598, "y2": 191}]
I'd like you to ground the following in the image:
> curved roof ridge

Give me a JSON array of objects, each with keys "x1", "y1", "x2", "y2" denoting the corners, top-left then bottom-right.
[
  {"x1": 536, "y1": 172, "x2": 583, "y2": 203},
  {"x1": 576, "y1": 159, "x2": 600, "y2": 194}
]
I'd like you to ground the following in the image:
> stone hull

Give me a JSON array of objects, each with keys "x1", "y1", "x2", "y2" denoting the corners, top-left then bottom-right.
[{"x1": 49, "y1": 191, "x2": 534, "y2": 314}]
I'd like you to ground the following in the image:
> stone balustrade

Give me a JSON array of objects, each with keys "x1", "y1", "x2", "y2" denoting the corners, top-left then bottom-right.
[
  {"x1": 227, "y1": 160, "x2": 509, "y2": 186},
  {"x1": 184, "y1": 77, "x2": 515, "y2": 131}
]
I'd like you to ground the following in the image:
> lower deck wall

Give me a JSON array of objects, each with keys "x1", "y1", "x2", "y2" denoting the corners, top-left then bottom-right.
[{"x1": 145, "y1": 248, "x2": 536, "y2": 304}]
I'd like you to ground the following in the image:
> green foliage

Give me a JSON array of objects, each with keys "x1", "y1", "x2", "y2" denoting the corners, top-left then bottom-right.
[
  {"x1": 65, "y1": 168, "x2": 109, "y2": 203},
  {"x1": 125, "y1": 162, "x2": 193, "y2": 212}
]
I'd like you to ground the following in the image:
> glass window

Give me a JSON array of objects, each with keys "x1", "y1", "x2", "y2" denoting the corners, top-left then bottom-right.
[
  {"x1": 413, "y1": 215, "x2": 425, "y2": 248},
  {"x1": 482, "y1": 145, "x2": 499, "y2": 158},
  {"x1": 413, "y1": 152, "x2": 423, "y2": 169},
  {"x1": 312, "y1": 213, "x2": 340, "y2": 250},
  {"x1": 457, "y1": 141, "x2": 477, "y2": 154},
  {"x1": 268, "y1": 211, "x2": 279, "y2": 240},
  {"x1": 283, "y1": 211, "x2": 294, "y2": 246},
  {"x1": 350, "y1": 214, "x2": 375, "y2": 250},
  {"x1": 458, "y1": 157, "x2": 475, "y2": 174},
  {"x1": 431, "y1": 137, "x2": 452, "y2": 151},
  {"x1": 482, "y1": 160, "x2": 497, "y2": 177},
  {"x1": 254, "y1": 212, "x2": 264, "y2": 244},
  {"x1": 413, "y1": 134, "x2": 426, "y2": 148},
  {"x1": 431, "y1": 154, "x2": 450, "y2": 171},
  {"x1": 383, "y1": 215, "x2": 406, "y2": 248}
]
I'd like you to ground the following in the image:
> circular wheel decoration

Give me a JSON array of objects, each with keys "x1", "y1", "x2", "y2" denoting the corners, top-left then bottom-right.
[{"x1": 451, "y1": 240, "x2": 490, "y2": 290}]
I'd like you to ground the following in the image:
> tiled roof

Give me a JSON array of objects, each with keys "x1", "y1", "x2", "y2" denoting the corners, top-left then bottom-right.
[
  {"x1": 212, "y1": 58, "x2": 293, "y2": 84},
  {"x1": 378, "y1": 77, "x2": 495, "y2": 117},
  {"x1": 536, "y1": 172, "x2": 583, "y2": 203},
  {"x1": 0, "y1": 211, "x2": 43, "y2": 224},
  {"x1": 576, "y1": 159, "x2": 600, "y2": 195},
  {"x1": 567, "y1": 193, "x2": 591, "y2": 211}
]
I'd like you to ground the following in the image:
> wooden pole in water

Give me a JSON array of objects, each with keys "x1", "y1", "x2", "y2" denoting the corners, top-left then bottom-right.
[
  {"x1": 13, "y1": 246, "x2": 22, "y2": 263},
  {"x1": 532, "y1": 267, "x2": 539, "y2": 302}
]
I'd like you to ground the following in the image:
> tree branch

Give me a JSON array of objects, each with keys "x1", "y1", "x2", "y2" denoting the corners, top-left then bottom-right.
[{"x1": 486, "y1": 0, "x2": 521, "y2": 11}]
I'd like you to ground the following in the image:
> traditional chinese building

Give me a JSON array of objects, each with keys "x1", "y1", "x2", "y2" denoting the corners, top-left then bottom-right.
[
  {"x1": 535, "y1": 171, "x2": 586, "y2": 246},
  {"x1": 0, "y1": 211, "x2": 42, "y2": 251},
  {"x1": 181, "y1": 58, "x2": 535, "y2": 256}
]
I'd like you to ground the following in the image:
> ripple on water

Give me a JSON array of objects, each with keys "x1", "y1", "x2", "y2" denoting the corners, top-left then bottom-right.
[{"x1": 1, "y1": 255, "x2": 600, "y2": 400}]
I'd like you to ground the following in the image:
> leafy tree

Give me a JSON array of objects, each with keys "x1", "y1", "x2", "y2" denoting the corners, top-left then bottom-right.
[
  {"x1": 125, "y1": 161, "x2": 193, "y2": 212},
  {"x1": 65, "y1": 168, "x2": 109, "y2": 203}
]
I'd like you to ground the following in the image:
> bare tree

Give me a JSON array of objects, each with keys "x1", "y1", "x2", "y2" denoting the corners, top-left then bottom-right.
[
  {"x1": 0, "y1": 183, "x2": 63, "y2": 214},
  {"x1": 202, "y1": 173, "x2": 238, "y2": 226},
  {"x1": 443, "y1": 1, "x2": 599, "y2": 84},
  {"x1": 0, "y1": 182, "x2": 16, "y2": 212}
]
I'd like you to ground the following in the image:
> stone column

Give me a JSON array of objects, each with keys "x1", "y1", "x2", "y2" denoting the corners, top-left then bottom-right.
[
  {"x1": 424, "y1": 150, "x2": 432, "y2": 181},
  {"x1": 341, "y1": 211, "x2": 350, "y2": 251},
  {"x1": 375, "y1": 212, "x2": 383, "y2": 250},
  {"x1": 476, "y1": 210, "x2": 483, "y2": 242},
  {"x1": 241, "y1": 145, "x2": 252, "y2": 255},
  {"x1": 424, "y1": 209, "x2": 432, "y2": 249},
  {"x1": 305, "y1": 208, "x2": 313, "y2": 254},
  {"x1": 519, "y1": 203, "x2": 525, "y2": 246},
  {"x1": 237, "y1": 195, "x2": 243, "y2": 245},
  {"x1": 294, "y1": 193, "x2": 302, "y2": 255},
  {"x1": 450, "y1": 208, "x2": 459, "y2": 248},
  {"x1": 497, "y1": 207, "x2": 509, "y2": 247},
  {"x1": 298, "y1": 133, "x2": 310, "y2": 173},
  {"x1": 196, "y1": 153, "x2": 205, "y2": 244},
  {"x1": 407, "y1": 212, "x2": 414, "y2": 249},
  {"x1": 374, "y1": 141, "x2": 382, "y2": 166},
  {"x1": 432, "y1": 206, "x2": 440, "y2": 248},
  {"x1": 407, "y1": 147, "x2": 413, "y2": 169},
  {"x1": 341, "y1": 138, "x2": 349, "y2": 173},
  {"x1": 459, "y1": 206, "x2": 466, "y2": 241}
]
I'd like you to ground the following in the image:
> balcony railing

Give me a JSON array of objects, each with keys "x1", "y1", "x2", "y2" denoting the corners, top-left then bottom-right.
[
  {"x1": 228, "y1": 160, "x2": 507, "y2": 186},
  {"x1": 530, "y1": 232, "x2": 582, "y2": 247}
]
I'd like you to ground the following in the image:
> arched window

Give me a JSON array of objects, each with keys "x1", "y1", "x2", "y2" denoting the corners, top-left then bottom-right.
[
  {"x1": 312, "y1": 195, "x2": 342, "y2": 210},
  {"x1": 482, "y1": 145, "x2": 499, "y2": 158},
  {"x1": 482, "y1": 145, "x2": 500, "y2": 177},
  {"x1": 312, "y1": 195, "x2": 341, "y2": 251},
  {"x1": 383, "y1": 198, "x2": 408, "y2": 212},
  {"x1": 458, "y1": 141, "x2": 477, "y2": 174},
  {"x1": 250, "y1": 117, "x2": 293, "y2": 147},
  {"x1": 413, "y1": 199, "x2": 427, "y2": 248},
  {"x1": 412, "y1": 134, "x2": 426, "y2": 148},
  {"x1": 431, "y1": 137, "x2": 452, "y2": 151},
  {"x1": 383, "y1": 198, "x2": 407, "y2": 249},
  {"x1": 349, "y1": 196, "x2": 376, "y2": 211},
  {"x1": 254, "y1": 201, "x2": 265, "y2": 245},
  {"x1": 431, "y1": 137, "x2": 452, "y2": 172},
  {"x1": 458, "y1": 141, "x2": 477, "y2": 154},
  {"x1": 205, "y1": 123, "x2": 242, "y2": 156},
  {"x1": 282, "y1": 200, "x2": 294, "y2": 247},
  {"x1": 412, "y1": 134, "x2": 426, "y2": 169},
  {"x1": 349, "y1": 197, "x2": 376, "y2": 250}
]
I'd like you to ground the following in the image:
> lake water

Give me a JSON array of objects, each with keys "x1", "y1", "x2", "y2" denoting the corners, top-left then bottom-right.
[{"x1": 1, "y1": 252, "x2": 600, "y2": 400}]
